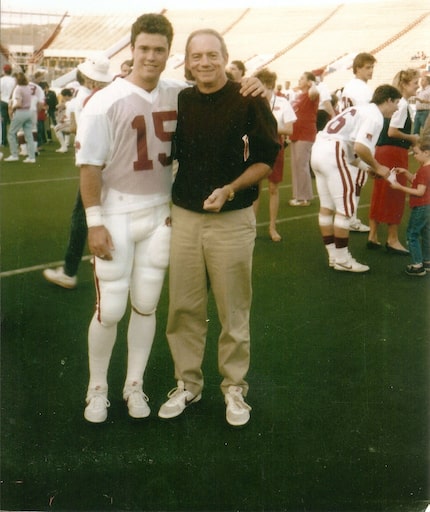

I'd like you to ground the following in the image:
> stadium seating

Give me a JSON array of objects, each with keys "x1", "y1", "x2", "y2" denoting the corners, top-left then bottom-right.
[{"x1": 1, "y1": 0, "x2": 428, "y2": 91}]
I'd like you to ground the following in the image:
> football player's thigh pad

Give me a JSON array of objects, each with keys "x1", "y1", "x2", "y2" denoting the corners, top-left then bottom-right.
[
  {"x1": 96, "y1": 215, "x2": 133, "y2": 326},
  {"x1": 130, "y1": 228, "x2": 171, "y2": 315}
]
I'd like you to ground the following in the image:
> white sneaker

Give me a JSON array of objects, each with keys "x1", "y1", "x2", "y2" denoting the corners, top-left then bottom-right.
[
  {"x1": 123, "y1": 384, "x2": 150, "y2": 419},
  {"x1": 43, "y1": 266, "x2": 77, "y2": 289},
  {"x1": 225, "y1": 386, "x2": 252, "y2": 427},
  {"x1": 349, "y1": 219, "x2": 370, "y2": 232},
  {"x1": 158, "y1": 380, "x2": 201, "y2": 419},
  {"x1": 4, "y1": 155, "x2": 19, "y2": 162},
  {"x1": 84, "y1": 387, "x2": 110, "y2": 423},
  {"x1": 23, "y1": 157, "x2": 36, "y2": 163},
  {"x1": 56, "y1": 147, "x2": 68, "y2": 153},
  {"x1": 334, "y1": 253, "x2": 369, "y2": 273}
]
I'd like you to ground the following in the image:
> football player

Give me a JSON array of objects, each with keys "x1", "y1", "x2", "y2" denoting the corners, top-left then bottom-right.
[{"x1": 310, "y1": 84, "x2": 402, "y2": 273}]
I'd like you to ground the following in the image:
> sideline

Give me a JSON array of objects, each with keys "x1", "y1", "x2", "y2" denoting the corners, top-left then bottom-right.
[
  {"x1": 0, "y1": 255, "x2": 93, "y2": 278},
  {"x1": 0, "y1": 176, "x2": 78, "y2": 187}
]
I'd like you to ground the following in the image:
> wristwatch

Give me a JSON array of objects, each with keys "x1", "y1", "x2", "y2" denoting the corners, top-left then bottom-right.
[{"x1": 225, "y1": 185, "x2": 235, "y2": 201}]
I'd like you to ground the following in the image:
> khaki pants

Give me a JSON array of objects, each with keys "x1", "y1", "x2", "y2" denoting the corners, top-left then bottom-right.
[{"x1": 167, "y1": 205, "x2": 256, "y2": 396}]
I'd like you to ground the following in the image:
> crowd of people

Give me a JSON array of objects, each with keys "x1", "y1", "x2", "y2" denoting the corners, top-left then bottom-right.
[{"x1": 1, "y1": 13, "x2": 429, "y2": 427}]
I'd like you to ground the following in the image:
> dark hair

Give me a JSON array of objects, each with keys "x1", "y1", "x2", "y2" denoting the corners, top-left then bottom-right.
[
  {"x1": 231, "y1": 60, "x2": 246, "y2": 75},
  {"x1": 304, "y1": 71, "x2": 316, "y2": 82},
  {"x1": 371, "y1": 84, "x2": 402, "y2": 105},
  {"x1": 352, "y1": 52, "x2": 376, "y2": 74},
  {"x1": 130, "y1": 13, "x2": 174, "y2": 49},
  {"x1": 60, "y1": 88, "x2": 73, "y2": 98},
  {"x1": 253, "y1": 68, "x2": 277, "y2": 89}
]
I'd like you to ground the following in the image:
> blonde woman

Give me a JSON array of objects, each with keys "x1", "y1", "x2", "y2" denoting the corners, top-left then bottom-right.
[{"x1": 368, "y1": 68, "x2": 420, "y2": 253}]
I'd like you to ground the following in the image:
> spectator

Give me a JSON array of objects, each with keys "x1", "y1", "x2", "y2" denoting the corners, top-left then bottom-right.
[
  {"x1": 289, "y1": 71, "x2": 319, "y2": 206},
  {"x1": 282, "y1": 80, "x2": 296, "y2": 102},
  {"x1": 4, "y1": 72, "x2": 37, "y2": 163},
  {"x1": 53, "y1": 88, "x2": 74, "y2": 153},
  {"x1": 41, "y1": 82, "x2": 58, "y2": 141},
  {"x1": 253, "y1": 67, "x2": 296, "y2": 241},
  {"x1": 114, "y1": 59, "x2": 133, "y2": 80},
  {"x1": 389, "y1": 130, "x2": 430, "y2": 276},
  {"x1": 228, "y1": 60, "x2": 246, "y2": 82},
  {"x1": 1, "y1": 64, "x2": 16, "y2": 146},
  {"x1": 313, "y1": 68, "x2": 336, "y2": 131},
  {"x1": 413, "y1": 72, "x2": 430, "y2": 135},
  {"x1": 368, "y1": 68, "x2": 420, "y2": 254}
]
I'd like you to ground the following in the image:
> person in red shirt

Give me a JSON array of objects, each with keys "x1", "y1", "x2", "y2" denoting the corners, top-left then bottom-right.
[
  {"x1": 289, "y1": 71, "x2": 319, "y2": 206},
  {"x1": 390, "y1": 130, "x2": 430, "y2": 276}
]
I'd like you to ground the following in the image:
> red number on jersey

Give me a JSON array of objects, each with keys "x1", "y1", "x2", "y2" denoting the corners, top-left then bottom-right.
[
  {"x1": 326, "y1": 108, "x2": 357, "y2": 134},
  {"x1": 132, "y1": 111, "x2": 177, "y2": 171}
]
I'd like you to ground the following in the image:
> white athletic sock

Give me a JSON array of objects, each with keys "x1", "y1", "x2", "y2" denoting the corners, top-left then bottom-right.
[
  {"x1": 55, "y1": 130, "x2": 66, "y2": 149},
  {"x1": 124, "y1": 309, "x2": 156, "y2": 386},
  {"x1": 335, "y1": 246, "x2": 349, "y2": 262},
  {"x1": 87, "y1": 313, "x2": 117, "y2": 390}
]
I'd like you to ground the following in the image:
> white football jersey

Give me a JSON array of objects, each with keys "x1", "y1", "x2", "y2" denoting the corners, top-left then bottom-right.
[
  {"x1": 316, "y1": 103, "x2": 383, "y2": 162},
  {"x1": 270, "y1": 94, "x2": 297, "y2": 132},
  {"x1": 76, "y1": 78, "x2": 187, "y2": 214},
  {"x1": 340, "y1": 78, "x2": 373, "y2": 112}
]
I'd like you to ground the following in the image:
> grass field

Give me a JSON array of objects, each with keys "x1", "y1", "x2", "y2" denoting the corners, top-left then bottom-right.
[{"x1": 1, "y1": 142, "x2": 429, "y2": 512}]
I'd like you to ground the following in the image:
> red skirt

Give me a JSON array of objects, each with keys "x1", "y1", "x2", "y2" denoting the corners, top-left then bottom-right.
[
  {"x1": 369, "y1": 145, "x2": 408, "y2": 225},
  {"x1": 268, "y1": 136, "x2": 284, "y2": 184}
]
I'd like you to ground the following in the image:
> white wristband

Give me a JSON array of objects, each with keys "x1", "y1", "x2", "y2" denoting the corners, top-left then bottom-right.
[
  {"x1": 85, "y1": 206, "x2": 103, "y2": 228},
  {"x1": 357, "y1": 161, "x2": 369, "y2": 172}
]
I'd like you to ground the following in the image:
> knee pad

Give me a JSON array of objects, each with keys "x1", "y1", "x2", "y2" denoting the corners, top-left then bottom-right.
[
  {"x1": 98, "y1": 278, "x2": 129, "y2": 326},
  {"x1": 334, "y1": 213, "x2": 351, "y2": 231},
  {"x1": 318, "y1": 213, "x2": 333, "y2": 227},
  {"x1": 131, "y1": 268, "x2": 165, "y2": 316}
]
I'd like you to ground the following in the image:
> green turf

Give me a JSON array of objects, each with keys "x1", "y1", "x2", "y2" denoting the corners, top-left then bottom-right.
[{"x1": 1, "y1": 143, "x2": 429, "y2": 511}]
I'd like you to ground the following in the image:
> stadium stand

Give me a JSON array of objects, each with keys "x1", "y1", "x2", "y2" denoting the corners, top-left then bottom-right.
[{"x1": 0, "y1": 1, "x2": 428, "y2": 91}]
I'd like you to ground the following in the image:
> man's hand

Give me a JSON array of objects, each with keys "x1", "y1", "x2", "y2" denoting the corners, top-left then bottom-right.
[
  {"x1": 240, "y1": 76, "x2": 265, "y2": 97},
  {"x1": 203, "y1": 187, "x2": 230, "y2": 212},
  {"x1": 88, "y1": 225, "x2": 114, "y2": 260}
]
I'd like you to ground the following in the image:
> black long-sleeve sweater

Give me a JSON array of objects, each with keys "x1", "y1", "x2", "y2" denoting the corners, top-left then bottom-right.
[{"x1": 172, "y1": 80, "x2": 280, "y2": 213}]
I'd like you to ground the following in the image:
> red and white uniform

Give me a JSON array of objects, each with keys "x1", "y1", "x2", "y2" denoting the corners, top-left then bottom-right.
[
  {"x1": 339, "y1": 77, "x2": 373, "y2": 112},
  {"x1": 311, "y1": 103, "x2": 383, "y2": 216},
  {"x1": 76, "y1": 77, "x2": 186, "y2": 326},
  {"x1": 77, "y1": 77, "x2": 184, "y2": 214}
]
